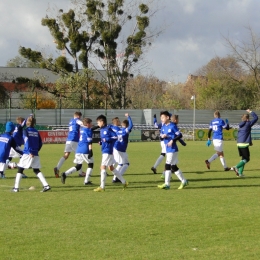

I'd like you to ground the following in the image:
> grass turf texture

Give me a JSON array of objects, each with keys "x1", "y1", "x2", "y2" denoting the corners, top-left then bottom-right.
[{"x1": 1, "y1": 141, "x2": 260, "y2": 260}]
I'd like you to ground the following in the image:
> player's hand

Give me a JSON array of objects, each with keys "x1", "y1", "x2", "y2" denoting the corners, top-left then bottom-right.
[
  {"x1": 225, "y1": 118, "x2": 229, "y2": 124},
  {"x1": 154, "y1": 114, "x2": 156, "y2": 118},
  {"x1": 88, "y1": 150, "x2": 93, "y2": 159},
  {"x1": 246, "y1": 109, "x2": 251, "y2": 113},
  {"x1": 206, "y1": 140, "x2": 211, "y2": 147},
  {"x1": 125, "y1": 113, "x2": 129, "y2": 117},
  {"x1": 167, "y1": 140, "x2": 173, "y2": 147}
]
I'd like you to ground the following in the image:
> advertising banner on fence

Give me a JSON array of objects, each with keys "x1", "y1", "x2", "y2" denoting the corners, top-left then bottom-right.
[
  {"x1": 141, "y1": 129, "x2": 160, "y2": 141},
  {"x1": 195, "y1": 129, "x2": 238, "y2": 140},
  {"x1": 39, "y1": 130, "x2": 101, "y2": 143},
  {"x1": 39, "y1": 130, "x2": 69, "y2": 143}
]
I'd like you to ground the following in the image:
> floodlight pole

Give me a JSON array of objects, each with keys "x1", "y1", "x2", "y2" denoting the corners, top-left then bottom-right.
[
  {"x1": 193, "y1": 95, "x2": 195, "y2": 141},
  {"x1": 191, "y1": 95, "x2": 196, "y2": 141}
]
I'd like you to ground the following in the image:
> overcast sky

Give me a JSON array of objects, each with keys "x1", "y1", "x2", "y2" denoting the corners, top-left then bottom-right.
[{"x1": 1, "y1": 0, "x2": 260, "y2": 83}]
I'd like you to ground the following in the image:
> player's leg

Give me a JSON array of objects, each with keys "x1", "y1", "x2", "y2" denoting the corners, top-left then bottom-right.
[
  {"x1": 0, "y1": 163, "x2": 6, "y2": 178},
  {"x1": 151, "y1": 141, "x2": 166, "y2": 174},
  {"x1": 12, "y1": 154, "x2": 32, "y2": 192},
  {"x1": 8, "y1": 148, "x2": 27, "y2": 178},
  {"x1": 83, "y1": 155, "x2": 94, "y2": 185},
  {"x1": 112, "y1": 149, "x2": 121, "y2": 182},
  {"x1": 84, "y1": 163, "x2": 94, "y2": 185},
  {"x1": 158, "y1": 152, "x2": 172, "y2": 190},
  {"x1": 120, "y1": 163, "x2": 129, "y2": 176},
  {"x1": 61, "y1": 154, "x2": 84, "y2": 184},
  {"x1": 54, "y1": 141, "x2": 78, "y2": 177},
  {"x1": 94, "y1": 154, "x2": 108, "y2": 192},
  {"x1": 215, "y1": 141, "x2": 230, "y2": 171},
  {"x1": 12, "y1": 166, "x2": 25, "y2": 192},
  {"x1": 33, "y1": 168, "x2": 51, "y2": 192},
  {"x1": 109, "y1": 163, "x2": 128, "y2": 189},
  {"x1": 31, "y1": 156, "x2": 51, "y2": 192},
  {"x1": 233, "y1": 147, "x2": 249, "y2": 177},
  {"x1": 205, "y1": 139, "x2": 219, "y2": 169},
  {"x1": 115, "y1": 151, "x2": 129, "y2": 179},
  {"x1": 170, "y1": 153, "x2": 188, "y2": 189},
  {"x1": 112, "y1": 163, "x2": 123, "y2": 182},
  {"x1": 54, "y1": 151, "x2": 70, "y2": 178}
]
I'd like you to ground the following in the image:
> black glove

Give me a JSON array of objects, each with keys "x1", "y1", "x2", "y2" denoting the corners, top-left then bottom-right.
[
  {"x1": 154, "y1": 114, "x2": 156, "y2": 118},
  {"x1": 88, "y1": 149, "x2": 93, "y2": 159},
  {"x1": 179, "y1": 139, "x2": 187, "y2": 146}
]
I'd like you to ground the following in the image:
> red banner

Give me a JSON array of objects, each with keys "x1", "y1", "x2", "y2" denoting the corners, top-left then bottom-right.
[{"x1": 39, "y1": 130, "x2": 68, "y2": 143}]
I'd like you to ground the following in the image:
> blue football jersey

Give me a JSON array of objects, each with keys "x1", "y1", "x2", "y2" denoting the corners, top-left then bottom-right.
[
  {"x1": 100, "y1": 125, "x2": 116, "y2": 154},
  {"x1": 209, "y1": 118, "x2": 227, "y2": 140},
  {"x1": 67, "y1": 118, "x2": 83, "y2": 142},
  {"x1": 114, "y1": 116, "x2": 133, "y2": 152},
  {"x1": 110, "y1": 124, "x2": 121, "y2": 147},
  {"x1": 23, "y1": 127, "x2": 42, "y2": 156},
  {"x1": 13, "y1": 119, "x2": 26, "y2": 146},
  {"x1": 76, "y1": 127, "x2": 93, "y2": 154},
  {"x1": 160, "y1": 122, "x2": 180, "y2": 153},
  {"x1": 0, "y1": 133, "x2": 16, "y2": 163}
]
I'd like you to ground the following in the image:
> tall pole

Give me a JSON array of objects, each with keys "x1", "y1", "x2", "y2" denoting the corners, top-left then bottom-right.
[
  {"x1": 191, "y1": 95, "x2": 195, "y2": 141},
  {"x1": 193, "y1": 95, "x2": 195, "y2": 141}
]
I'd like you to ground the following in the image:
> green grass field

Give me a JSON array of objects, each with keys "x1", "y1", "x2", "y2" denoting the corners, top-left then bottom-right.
[{"x1": 1, "y1": 141, "x2": 260, "y2": 260}]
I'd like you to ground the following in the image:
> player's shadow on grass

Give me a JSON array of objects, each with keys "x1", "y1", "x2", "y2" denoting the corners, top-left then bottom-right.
[
  {"x1": 190, "y1": 176, "x2": 260, "y2": 182},
  {"x1": 188, "y1": 184, "x2": 260, "y2": 189},
  {"x1": 186, "y1": 170, "x2": 221, "y2": 174}
]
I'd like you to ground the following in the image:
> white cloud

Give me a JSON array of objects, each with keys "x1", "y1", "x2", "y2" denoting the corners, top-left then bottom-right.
[{"x1": 1, "y1": 0, "x2": 260, "y2": 82}]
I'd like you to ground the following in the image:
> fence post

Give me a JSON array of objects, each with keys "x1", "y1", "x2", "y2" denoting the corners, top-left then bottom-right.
[
  {"x1": 59, "y1": 95, "x2": 62, "y2": 125},
  {"x1": 8, "y1": 96, "x2": 11, "y2": 121}
]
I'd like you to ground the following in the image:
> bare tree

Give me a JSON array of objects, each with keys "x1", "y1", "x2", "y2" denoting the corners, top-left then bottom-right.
[{"x1": 223, "y1": 26, "x2": 260, "y2": 92}]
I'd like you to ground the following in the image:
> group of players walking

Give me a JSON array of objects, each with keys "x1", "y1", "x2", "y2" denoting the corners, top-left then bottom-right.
[
  {"x1": 151, "y1": 109, "x2": 258, "y2": 190},
  {"x1": 0, "y1": 108, "x2": 258, "y2": 192}
]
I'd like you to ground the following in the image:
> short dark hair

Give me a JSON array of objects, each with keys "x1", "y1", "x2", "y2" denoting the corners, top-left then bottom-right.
[
  {"x1": 74, "y1": 111, "x2": 82, "y2": 117},
  {"x1": 160, "y1": 110, "x2": 171, "y2": 118},
  {"x1": 241, "y1": 114, "x2": 249, "y2": 121},
  {"x1": 83, "y1": 118, "x2": 92, "y2": 125},
  {"x1": 214, "y1": 110, "x2": 220, "y2": 118},
  {"x1": 171, "y1": 114, "x2": 179, "y2": 121},
  {"x1": 122, "y1": 119, "x2": 129, "y2": 127},
  {"x1": 96, "y1": 114, "x2": 107, "y2": 124}
]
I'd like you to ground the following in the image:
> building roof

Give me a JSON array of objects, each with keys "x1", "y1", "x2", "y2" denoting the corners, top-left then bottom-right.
[{"x1": 0, "y1": 67, "x2": 106, "y2": 83}]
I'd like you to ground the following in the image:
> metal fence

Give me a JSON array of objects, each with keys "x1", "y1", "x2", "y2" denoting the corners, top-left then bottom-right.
[{"x1": 1, "y1": 108, "x2": 260, "y2": 126}]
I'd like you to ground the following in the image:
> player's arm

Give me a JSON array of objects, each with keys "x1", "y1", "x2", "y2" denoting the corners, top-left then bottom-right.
[
  {"x1": 91, "y1": 125, "x2": 100, "y2": 131},
  {"x1": 38, "y1": 134, "x2": 43, "y2": 151},
  {"x1": 76, "y1": 119, "x2": 85, "y2": 127},
  {"x1": 23, "y1": 129, "x2": 28, "y2": 144},
  {"x1": 22, "y1": 113, "x2": 34, "y2": 128},
  {"x1": 167, "y1": 129, "x2": 182, "y2": 146},
  {"x1": 206, "y1": 127, "x2": 213, "y2": 146},
  {"x1": 10, "y1": 137, "x2": 17, "y2": 150},
  {"x1": 178, "y1": 138, "x2": 187, "y2": 146},
  {"x1": 88, "y1": 140, "x2": 93, "y2": 158},
  {"x1": 153, "y1": 114, "x2": 158, "y2": 128},
  {"x1": 172, "y1": 131, "x2": 183, "y2": 142},
  {"x1": 248, "y1": 110, "x2": 258, "y2": 126},
  {"x1": 208, "y1": 128, "x2": 212, "y2": 139},
  {"x1": 223, "y1": 119, "x2": 230, "y2": 130},
  {"x1": 126, "y1": 114, "x2": 133, "y2": 132}
]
